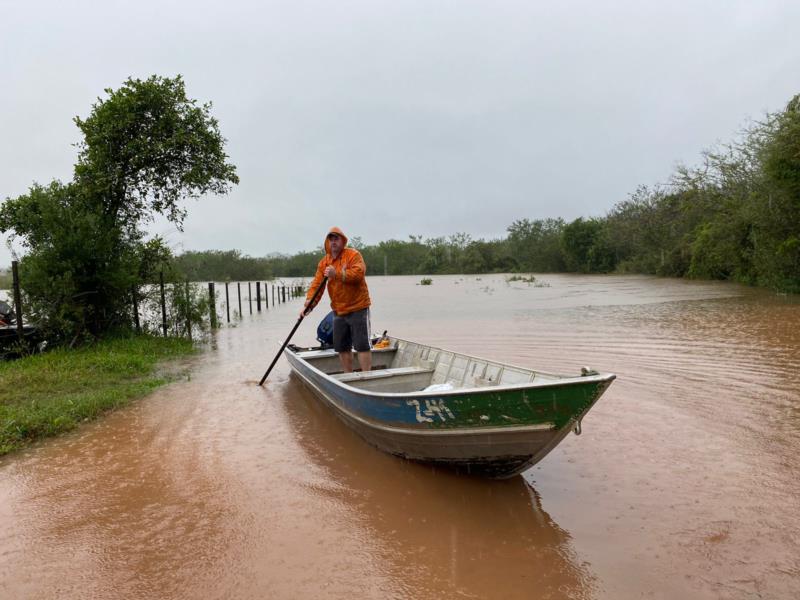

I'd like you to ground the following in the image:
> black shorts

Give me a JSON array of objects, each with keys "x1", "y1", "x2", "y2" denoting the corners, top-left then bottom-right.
[{"x1": 333, "y1": 308, "x2": 371, "y2": 353}]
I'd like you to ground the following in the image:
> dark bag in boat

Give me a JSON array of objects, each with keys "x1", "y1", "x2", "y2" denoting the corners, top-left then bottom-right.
[{"x1": 316, "y1": 311, "x2": 334, "y2": 348}]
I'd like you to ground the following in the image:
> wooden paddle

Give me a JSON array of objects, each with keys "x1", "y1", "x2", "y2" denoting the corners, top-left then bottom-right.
[{"x1": 258, "y1": 277, "x2": 327, "y2": 386}]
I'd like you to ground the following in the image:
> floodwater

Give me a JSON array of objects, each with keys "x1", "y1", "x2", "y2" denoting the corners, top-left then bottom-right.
[{"x1": 1, "y1": 274, "x2": 799, "y2": 599}]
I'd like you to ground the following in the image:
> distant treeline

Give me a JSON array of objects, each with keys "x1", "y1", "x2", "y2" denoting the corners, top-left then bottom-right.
[{"x1": 174, "y1": 93, "x2": 800, "y2": 293}]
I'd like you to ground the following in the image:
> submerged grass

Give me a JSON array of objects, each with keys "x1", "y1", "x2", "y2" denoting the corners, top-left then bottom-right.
[{"x1": 0, "y1": 335, "x2": 196, "y2": 456}]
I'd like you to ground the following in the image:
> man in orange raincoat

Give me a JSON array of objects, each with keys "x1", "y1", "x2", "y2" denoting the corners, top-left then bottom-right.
[{"x1": 301, "y1": 227, "x2": 372, "y2": 373}]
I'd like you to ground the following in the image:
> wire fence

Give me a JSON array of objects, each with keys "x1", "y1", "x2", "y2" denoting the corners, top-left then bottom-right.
[{"x1": 0, "y1": 260, "x2": 309, "y2": 346}]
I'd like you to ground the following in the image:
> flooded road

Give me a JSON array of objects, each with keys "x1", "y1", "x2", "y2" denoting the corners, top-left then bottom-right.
[{"x1": 1, "y1": 274, "x2": 799, "y2": 599}]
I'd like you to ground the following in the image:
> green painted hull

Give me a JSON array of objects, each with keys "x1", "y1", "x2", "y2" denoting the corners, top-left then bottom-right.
[{"x1": 405, "y1": 379, "x2": 612, "y2": 431}]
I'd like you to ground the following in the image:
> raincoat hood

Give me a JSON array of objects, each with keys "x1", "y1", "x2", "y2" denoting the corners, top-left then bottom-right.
[{"x1": 324, "y1": 227, "x2": 349, "y2": 255}]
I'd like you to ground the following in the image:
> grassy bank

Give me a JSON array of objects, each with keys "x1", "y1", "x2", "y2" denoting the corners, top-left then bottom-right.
[{"x1": 0, "y1": 335, "x2": 196, "y2": 456}]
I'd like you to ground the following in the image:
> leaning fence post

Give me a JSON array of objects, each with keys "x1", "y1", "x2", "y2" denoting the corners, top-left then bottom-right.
[
  {"x1": 208, "y1": 282, "x2": 217, "y2": 329},
  {"x1": 159, "y1": 270, "x2": 168, "y2": 337},
  {"x1": 131, "y1": 285, "x2": 141, "y2": 333},
  {"x1": 185, "y1": 280, "x2": 192, "y2": 341},
  {"x1": 11, "y1": 261, "x2": 24, "y2": 343},
  {"x1": 237, "y1": 282, "x2": 242, "y2": 317},
  {"x1": 172, "y1": 281, "x2": 178, "y2": 336},
  {"x1": 225, "y1": 282, "x2": 230, "y2": 323}
]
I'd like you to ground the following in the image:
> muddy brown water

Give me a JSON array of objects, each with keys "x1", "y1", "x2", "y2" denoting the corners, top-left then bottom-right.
[{"x1": 1, "y1": 274, "x2": 799, "y2": 599}]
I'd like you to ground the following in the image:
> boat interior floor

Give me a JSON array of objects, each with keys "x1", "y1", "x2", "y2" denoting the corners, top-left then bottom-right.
[{"x1": 297, "y1": 340, "x2": 564, "y2": 394}]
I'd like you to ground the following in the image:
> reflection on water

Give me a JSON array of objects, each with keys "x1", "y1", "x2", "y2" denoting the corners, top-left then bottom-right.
[
  {"x1": 283, "y1": 377, "x2": 597, "y2": 599},
  {"x1": 1, "y1": 274, "x2": 799, "y2": 599}
]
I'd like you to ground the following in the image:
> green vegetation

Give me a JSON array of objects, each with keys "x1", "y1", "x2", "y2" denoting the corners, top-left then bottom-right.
[
  {"x1": 0, "y1": 335, "x2": 195, "y2": 455},
  {"x1": 174, "y1": 249, "x2": 271, "y2": 281},
  {"x1": 506, "y1": 274, "x2": 550, "y2": 287},
  {"x1": 0, "y1": 75, "x2": 238, "y2": 344},
  {"x1": 419, "y1": 277, "x2": 433, "y2": 285},
  {"x1": 598, "y1": 95, "x2": 800, "y2": 291},
  {"x1": 172, "y1": 92, "x2": 799, "y2": 293},
  {"x1": 0, "y1": 77, "x2": 231, "y2": 452}
]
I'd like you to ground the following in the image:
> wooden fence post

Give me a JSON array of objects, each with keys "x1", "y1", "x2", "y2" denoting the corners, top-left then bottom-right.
[
  {"x1": 237, "y1": 282, "x2": 242, "y2": 317},
  {"x1": 131, "y1": 285, "x2": 141, "y2": 333},
  {"x1": 185, "y1": 280, "x2": 192, "y2": 341},
  {"x1": 208, "y1": 282, "x2": 217, "y2": 328},
  {"x1": 248, "y1": 282, "x2": 252, "y2": 314},
  {"x1": 256, "y1": 281, "x2": 262, "y2": 311},
  {"x1": 159, "y1": 270, "x2": 168, "y2": 337},
  {"x1": 11, "y1": 261, "x2": 24, "y2": 343},
  {"x1": 225, "y1": 282, "x2": 230, "y2": 323}
]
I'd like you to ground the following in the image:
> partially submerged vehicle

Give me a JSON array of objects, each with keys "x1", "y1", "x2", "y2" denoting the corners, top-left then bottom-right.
[
  {"x1": 286, "y1": 336, "x2": 615, "y2": 478},
  {"x1": 0, "y1": 300, "x2": 38, "y2": 357}
]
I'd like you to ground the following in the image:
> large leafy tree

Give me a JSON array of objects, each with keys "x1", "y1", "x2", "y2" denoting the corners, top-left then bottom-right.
[
  {"x1": 506, "y1": 218, "x2": 565, "y2": 272},
  {"x1": 561, "y1": 218, "x2": 616, "y2": 273},
  {"x1": 73, "y1": 75, "x2": 238, "y2": 231},
  {"x1": 0, "y1": 75, "x2": 239, "y2": 342}
]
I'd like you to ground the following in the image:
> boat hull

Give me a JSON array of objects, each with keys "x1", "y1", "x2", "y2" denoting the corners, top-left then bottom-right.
[{"x1": 285, "y1": 343, "x2": 614, "y2": 478}]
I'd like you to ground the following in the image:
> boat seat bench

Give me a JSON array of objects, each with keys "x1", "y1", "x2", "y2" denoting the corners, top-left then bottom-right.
[{"x1": 333, "y1": 366, "x2": 434, "y2": 383}]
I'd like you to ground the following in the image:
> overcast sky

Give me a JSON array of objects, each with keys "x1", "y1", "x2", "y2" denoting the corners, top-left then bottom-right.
[{"x1": 1, "y1": 0, "x2": 798, "y2": 266}]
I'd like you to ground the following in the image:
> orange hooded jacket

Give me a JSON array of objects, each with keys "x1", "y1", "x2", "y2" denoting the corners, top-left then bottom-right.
[{"x1": 305, "y1": 227, "x2": 371, "y2": 316}]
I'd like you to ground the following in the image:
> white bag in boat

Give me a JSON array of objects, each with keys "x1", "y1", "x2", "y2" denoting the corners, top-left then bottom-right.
[{"x1": 423, "y1": 382, "x2": 454, "y2": 392}]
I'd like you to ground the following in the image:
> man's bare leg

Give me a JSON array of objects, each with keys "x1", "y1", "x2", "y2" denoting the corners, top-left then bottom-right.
[
  {"x1": 339, "y1": 351, "x2": 354, "y2": 373},
  {"x1": 357, "y1": 351, "x2": 372, "y2": 373}
]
